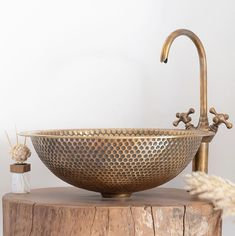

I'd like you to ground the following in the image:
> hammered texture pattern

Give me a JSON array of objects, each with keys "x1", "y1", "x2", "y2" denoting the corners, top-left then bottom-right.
[{"x1": 30, "y1": 129, "x2": 203, "y2": 195}]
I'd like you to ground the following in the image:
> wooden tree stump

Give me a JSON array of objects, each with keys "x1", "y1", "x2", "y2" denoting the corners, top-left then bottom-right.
[{"x1": 2, "y1": 187, "x2": 222, "y2": 236}]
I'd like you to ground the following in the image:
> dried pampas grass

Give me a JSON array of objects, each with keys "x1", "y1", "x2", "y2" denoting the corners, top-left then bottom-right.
[{"x1": 184, "y1": 172, "x2": 235, "y2": 217}]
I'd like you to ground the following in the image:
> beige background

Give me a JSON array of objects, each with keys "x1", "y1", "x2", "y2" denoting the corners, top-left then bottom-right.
[{"x1": 0, "y1": 0, "x2": 235, "y2": 235}]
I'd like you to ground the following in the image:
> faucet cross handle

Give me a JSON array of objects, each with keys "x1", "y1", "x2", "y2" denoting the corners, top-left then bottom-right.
[
  {"x1": 173, "y1": 108, "x2": 195, "y2": 129},
  {"x1": 209, "y1": 107, "x2": 233, "y2": 132}
]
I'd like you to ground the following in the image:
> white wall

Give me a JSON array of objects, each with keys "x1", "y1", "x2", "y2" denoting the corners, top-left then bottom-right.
[{"x1": 0, "y1": 0, "x2": 235, "y2": 235}]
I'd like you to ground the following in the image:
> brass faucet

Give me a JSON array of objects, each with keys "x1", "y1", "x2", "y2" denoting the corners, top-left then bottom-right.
[{"x1": 160, "y1": 29, "x2": 232, "y2": 173}]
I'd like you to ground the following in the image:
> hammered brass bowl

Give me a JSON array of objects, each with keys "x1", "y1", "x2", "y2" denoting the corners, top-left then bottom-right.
[{"x1": 21, "y1": 128, "x2": 208, "y2": 197}]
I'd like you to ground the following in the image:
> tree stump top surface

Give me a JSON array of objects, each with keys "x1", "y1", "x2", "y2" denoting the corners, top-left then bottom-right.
[{"x1": 4, "y1": 187, "x2": 209, "y2": 207}]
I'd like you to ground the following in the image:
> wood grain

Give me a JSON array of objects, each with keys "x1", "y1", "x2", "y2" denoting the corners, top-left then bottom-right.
[{"x1": 2, "y1": 187, "x2": 222, "y2": 236}]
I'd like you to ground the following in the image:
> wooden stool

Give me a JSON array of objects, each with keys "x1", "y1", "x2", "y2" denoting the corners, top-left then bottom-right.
[{"x1": 2, "y1": 187, "x2": 222, "y2": 236}]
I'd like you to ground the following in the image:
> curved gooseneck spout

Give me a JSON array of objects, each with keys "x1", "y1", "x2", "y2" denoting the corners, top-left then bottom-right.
[
  {"x1": 160, "y1": 29, "x2": 232, "y2": 173},
  {"x1": 160, "y1": 29, "x2": 209, "y2": 130}
]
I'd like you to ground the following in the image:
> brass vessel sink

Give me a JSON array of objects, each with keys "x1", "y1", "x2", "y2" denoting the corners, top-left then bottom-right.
[
  {"x1": 21, "y1": 129, "x2": 209, "y2": 197},
  {"x1": 20, "y1": 29, "x2": 232, "y2": 197}
]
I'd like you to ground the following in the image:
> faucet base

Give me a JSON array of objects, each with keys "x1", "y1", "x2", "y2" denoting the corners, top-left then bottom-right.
[{"x1": 192, "y1": 142, "x2": 209, "y2": 173}]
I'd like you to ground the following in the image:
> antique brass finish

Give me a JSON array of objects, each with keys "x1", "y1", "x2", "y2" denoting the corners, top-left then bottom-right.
[
  {"x1": 173, "y1": 108, "x2": 195, "y2": 129},
  {"x1": 192, "y1": 143, "x2": 209, "y2": 173},
  {"x1": 20, "y1": 129, "x2": 208, "y2": 197},
  {"x1": 209, "y1": 107, "x2": 233, "y2": 132},
  {"x1": 161, "y1": 29, "x2": 232, "y2": 173},
  {"x1": 101, "y1": 193, "x2": 131, "y2": 198},
  {"x1": 160, "y1": 29, "x2": 208, "y2": 130},
  {"x1": 20, "y1": 29, "x2": 232, "y2": 197}
]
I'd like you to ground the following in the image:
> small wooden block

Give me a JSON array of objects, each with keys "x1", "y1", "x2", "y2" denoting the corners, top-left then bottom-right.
[{"x1": 10, "y1": 163, "x2": 31, "y2": 173}]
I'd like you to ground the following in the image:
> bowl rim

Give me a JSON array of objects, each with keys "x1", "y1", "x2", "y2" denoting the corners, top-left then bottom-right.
[{"x1": 19, "y1": 128, "x2": 214, "y2": 140}]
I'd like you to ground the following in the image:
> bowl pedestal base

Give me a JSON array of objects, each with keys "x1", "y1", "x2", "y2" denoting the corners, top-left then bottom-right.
[{"x1": 101, "y1": 192, "x2": 131, "y2": 198}]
